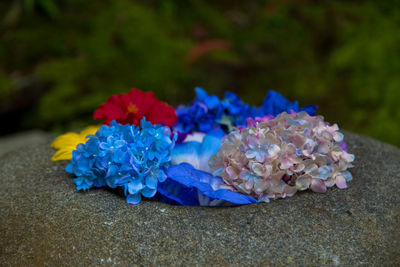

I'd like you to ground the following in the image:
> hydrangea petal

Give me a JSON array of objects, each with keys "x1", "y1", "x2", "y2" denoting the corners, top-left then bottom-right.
[
  {"x1": 128, "y1": 179, "x2": 144, "y2": 194},
  {"x1": 310, "y1": 179, "x2": 327, "y2": 193},
  {"x1": 127, "y1": 193, "x2": 141, "y2": 205},
  {"x1": 296, "y1": 176, "x2": 311, "y2": 191},
  {"x1": 335, "y1": 175, "x2": 348, "y2": 189},
  {"x1": 142, "y1": 187, "x2": 157, "y2": 198},
  {"x1": 261, "y1": 90, "x2": 317, "y2": 116},
  {"x1": 145, "y1": 175, "x2": 158, "y2": 189}
]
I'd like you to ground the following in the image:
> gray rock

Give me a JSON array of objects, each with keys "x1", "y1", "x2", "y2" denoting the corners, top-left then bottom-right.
[
  {"x1": 0, "y1": 132, "x2": 399, "y2": 266},
  {"x1": 0, "y1": 130, "x2": 50, "y2": 157}
]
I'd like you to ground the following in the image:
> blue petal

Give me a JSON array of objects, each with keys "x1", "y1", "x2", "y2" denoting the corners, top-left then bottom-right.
[
  {"x1": 302, "y1": 105, "x2": 318, "y2": 116},
  {"x1": 205, "y1": 95, "x2": 220, "y2": 109},
  {"x1": 65, "y1": 163, "x2": 73, "y2": 173},
  {"x1": 199, "y1": 135, "x2": 222, "y2": 156},
  {"x1": 114, "y1": 140, "x2": 126, "y2": 149},
  {"x1": 105, "y1": 175, "x2": 119, "y2": 188},
  {"x1": 73, "y1": 177, "x2": 91, "y2": 190},
  {"x1": 99, "y1": 142, "x2": 110, "y2": 150},
  {"x1": 195, "y1": 87, "x2": 207, "y2": 101},
  {"x1": 106, "y1": 165, "x2": 118, "y2": 177},
  {"x1": 198, "y1": 117, "x2": 215, "y2": 132},
  {"x1": 207, "y1": 127, "x2": 226, "y2": 139},
  {"x1": 171, "y1": 141, "x2": 201, "y2": 168},
  {"x1": 261, "y1": 90, "x2": 317, "y2": 116},
  {"x1": 223, "y1": 92, "x2": 242, "y2": 114},
  {"x1": 195, "y1": 87, "x2": 220, "y2": 109},
  {"x1": 157, "y1": 170, "x2": 167, "y2": 182},
  {"x1": 142, "y1": 187, "x2": 157, "y2": 198},
  {"x1": 128, "y1": 179, "x2": 144, "y2": 194},
  {"x1": 198, "y1": 135, "x2": 222, "y2": 172},
  {"x1": 157, "y1": 163, "x2": 258, "y2": 206},
  {"x1": 126, "y1": 193, "x2": 141, "y2": 204},
  {"x1": 315, "y1": 165, "x2": 332, "y2": 180},
  {"x1": 341, "y1": 171, "x2": 353, "y2": 182},
  {"x1": 145, "y1": 174, "x2": 158, "y2": 189},
  {"x1": 171, "y1": 135, "x2": 222, "y2": 173}
]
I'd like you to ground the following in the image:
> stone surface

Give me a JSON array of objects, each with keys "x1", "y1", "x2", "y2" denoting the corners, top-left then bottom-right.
[
  {"x1": 0, "y1": 130, "x2": 50, "y2": 157},
  {"x1": 0, "y1": 131, "x2": 399, "y2": 266}
]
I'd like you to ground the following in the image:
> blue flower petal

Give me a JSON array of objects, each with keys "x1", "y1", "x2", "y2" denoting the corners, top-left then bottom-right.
[
  {"x1": 207, "y1": 127, "x2": 226, "y2": 139},
  {"x1": 145, "y1": 174, "x2": 158, "y2": 189},
  {"x1": 341, "y1": 170, "x2": 353, "y2": 182},
  {"x1": 302, "y1": 105, "x2": 318, "y2": 116},
  {"x1": 171, "y1": 135, "x2": 221, "y2": 173},
  {"x1": 157, "y1": 163, "x2": 258, "y2": 206},
  {"x1": 199, "y1": 135, "x2": 222, "y2": 171},
  {"x1": 195, "y1": 87, "x2": 207, "y2": 101},
  {"x1": 171, "y1": 141, "x2": 201, "y2": 168},
  {"x1": 314, "y1": 165, "x2": 333, "y2": 180},
  {"x1": 99, "y1": 142, "x2": 110, "y2": 150},
  {"x1": 106, "y1": 165, "x2": 119, "y2": 177},
  {"x1": 128, "y1": 179, "x2": 143, "y2": 194},
  {"x1": 127, "y1": 193, "x2": 141, "y2": 204},
  {"x1": 261, "y1": 90, "x2": 317, "y2": 116},
  {"x1": 142, "y1": 187, "x2": 157, "y2": 198}
]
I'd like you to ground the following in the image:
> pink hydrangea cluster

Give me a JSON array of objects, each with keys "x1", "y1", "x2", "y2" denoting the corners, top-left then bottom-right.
[{"x1": 209, "y1": 111, "x2": 355, "y2": 202}]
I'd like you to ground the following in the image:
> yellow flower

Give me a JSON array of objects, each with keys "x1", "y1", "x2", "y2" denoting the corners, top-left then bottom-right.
[{"x1": 51, "y1": 125, "x2": 101, "y2": 161}]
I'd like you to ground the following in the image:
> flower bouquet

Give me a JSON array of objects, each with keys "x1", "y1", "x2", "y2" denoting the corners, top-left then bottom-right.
[{"x1": 52, "y1": 88, "x2": 354, "y2": 206}]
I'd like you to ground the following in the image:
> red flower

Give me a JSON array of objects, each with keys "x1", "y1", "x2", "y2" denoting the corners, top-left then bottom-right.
[{"x1": 94, "y1": 89, "x2": 177, "y2": 127}]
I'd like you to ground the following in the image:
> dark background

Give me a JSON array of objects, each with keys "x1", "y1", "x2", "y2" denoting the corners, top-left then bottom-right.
[{"x1": 0, "y1": 0, "x2": 399, "y2": 146}]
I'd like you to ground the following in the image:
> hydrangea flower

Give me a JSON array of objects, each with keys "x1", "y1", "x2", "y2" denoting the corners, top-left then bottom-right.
[
  {"x1": 173, "y1": 88, "x2": 317, "y2": 134},
  {"x1": 94, "y1": 88, "x2": 177, "y2": 127},
  {"x1": 51, "y1": 125, "x2": 101, "y2": 161},
  {"x1": 157, "y1": 134, "x2": 258, "y2": 206},
  {"x1": 219, "y1": 91, "x2": 259, "y2": 129},
  {"x1": 66, "y1": 119, "x2": 177, "y2": 204},
  {"x1": 174, "y1": 88, "x2": 223, "y2": 133},
  {"x1": 209, "y1": 112, "x2": 355, "y2": 202},
  {"x1": 261, "y1": 90, "x2": 317, "y2": 117}
]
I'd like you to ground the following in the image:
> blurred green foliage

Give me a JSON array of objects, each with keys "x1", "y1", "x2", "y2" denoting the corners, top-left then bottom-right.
[{"x1": 0, "y1": 0, "x2": 399, "y2": 146}]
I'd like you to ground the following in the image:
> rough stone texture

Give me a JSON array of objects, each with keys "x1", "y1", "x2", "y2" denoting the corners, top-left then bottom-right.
[
  {"x1": 0, "y1": 131, "x2": 399, "y2": 266},
  {"x1": 0, "y1": 130, "x2": 50, "y2": 157}
]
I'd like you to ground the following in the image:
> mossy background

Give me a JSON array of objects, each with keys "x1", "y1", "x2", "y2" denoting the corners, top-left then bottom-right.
[{"x1": 0, "y1": 0, "x2": 399, "y2": 146}]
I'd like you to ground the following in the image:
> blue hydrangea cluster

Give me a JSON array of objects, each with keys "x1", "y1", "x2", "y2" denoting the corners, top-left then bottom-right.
[
  {"x1": 66, "y1": 119, "x2": 177, "y2": 204},
  {"x1": 173, "y1": 88, "x2": 317, "y2": 134}
]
